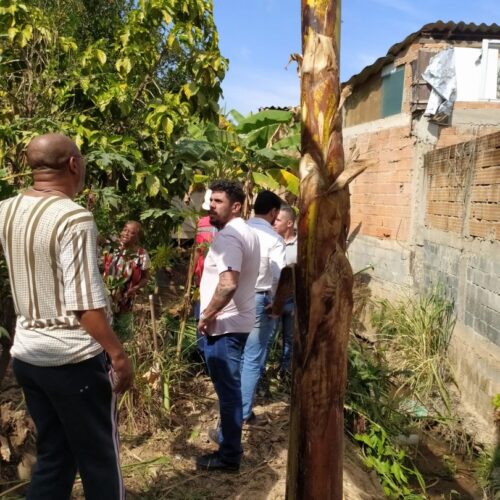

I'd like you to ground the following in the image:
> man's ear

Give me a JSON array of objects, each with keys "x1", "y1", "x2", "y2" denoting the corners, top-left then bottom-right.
[
  {"x1": 67, "y1": 156, "x2": 78, "y2": 175},
  {"x1": 232, "y1": 201, "x2": 242, "y2": 214}
]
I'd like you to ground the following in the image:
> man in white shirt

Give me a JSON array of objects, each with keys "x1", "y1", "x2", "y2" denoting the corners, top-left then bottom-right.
[
  {"x1": 241, "y1": 191, "x2": 286, "y2": 423},
  {"x1": 271, "y1": 204, "x2": 297, "y2": 376},
  {"x1": 197, "y1": 180, "x2": 260, "y2": 472}
]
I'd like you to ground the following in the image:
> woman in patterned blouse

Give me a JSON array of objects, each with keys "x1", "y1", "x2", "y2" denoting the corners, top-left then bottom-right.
[{"x1": 102, "y1": 221, "x2": 151, "y2": 315}]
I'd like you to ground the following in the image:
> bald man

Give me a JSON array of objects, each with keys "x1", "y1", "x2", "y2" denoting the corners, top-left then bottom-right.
[{"x1": 0, "y1": 133, "x2": 132, "y2": 499}]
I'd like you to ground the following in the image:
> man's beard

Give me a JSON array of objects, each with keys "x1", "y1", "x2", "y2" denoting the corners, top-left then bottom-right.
[{"x1": 209, "y1": 214, "x2": 223, "y2": 230}]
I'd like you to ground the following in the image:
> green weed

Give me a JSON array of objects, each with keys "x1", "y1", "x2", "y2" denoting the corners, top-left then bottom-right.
[{"x1": 371, "y1": 286, "x2": 456, "y2": 414}]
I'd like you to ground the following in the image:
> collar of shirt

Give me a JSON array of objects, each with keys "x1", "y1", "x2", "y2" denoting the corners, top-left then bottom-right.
[{"x1": 247, "y1": 217, "x2": 273, "y2": 230}]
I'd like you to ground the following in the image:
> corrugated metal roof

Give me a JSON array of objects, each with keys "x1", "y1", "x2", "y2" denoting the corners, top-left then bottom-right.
[{"x1": 343, "y1": 21, "x2": 500, "y2": 88}]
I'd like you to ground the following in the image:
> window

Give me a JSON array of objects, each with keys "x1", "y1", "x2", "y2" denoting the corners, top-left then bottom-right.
[
  {"x1": 479, "y1": 39, "x2": 500, "y2": 100},
  {"x1": 381, "y1": 64, "x2": 404, "y2": 117}
]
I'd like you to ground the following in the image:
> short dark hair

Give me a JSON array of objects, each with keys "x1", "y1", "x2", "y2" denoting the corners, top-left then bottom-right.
[
  {"x1": 254, "y1": 190, "x2": 282, "y2": 215},
  {"x1": 280, "y1": 204, "x2": 296, "y2": 224},
  {"x1": 209, "y1": 179, "x2": 245, "y2": 205}
]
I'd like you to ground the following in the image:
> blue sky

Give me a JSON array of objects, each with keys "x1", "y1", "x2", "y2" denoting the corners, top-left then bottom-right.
[{"x1": 213, "y1": 0, "x2": 500, "y2": 115}]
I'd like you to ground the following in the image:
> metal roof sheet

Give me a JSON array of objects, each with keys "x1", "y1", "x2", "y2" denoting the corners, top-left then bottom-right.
[{"x1": 343, "y1": 21, "x2": 500, "y2": 88}]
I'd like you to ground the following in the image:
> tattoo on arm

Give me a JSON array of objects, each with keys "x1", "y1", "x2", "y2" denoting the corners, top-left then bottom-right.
[{"x1": 203, "y1": 271, "x2": 239, "y2": 319}]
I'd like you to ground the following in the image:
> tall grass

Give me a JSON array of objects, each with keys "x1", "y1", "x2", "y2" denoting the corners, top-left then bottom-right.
[
  {"x1": 371, "y1": 286, "x2": 456, "y2": 415},
  {"x1": 119, "y1": 312, "x2": 201, "y2": 432}
]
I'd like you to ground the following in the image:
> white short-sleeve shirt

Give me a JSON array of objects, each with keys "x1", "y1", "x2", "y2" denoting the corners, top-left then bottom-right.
[{"x1": 200, "y1": 217, "x2": 260, "y2": 335}]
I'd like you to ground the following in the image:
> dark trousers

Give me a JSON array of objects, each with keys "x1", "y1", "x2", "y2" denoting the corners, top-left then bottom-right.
[
  {"x1": 204, "y1": 332, "x2": 249, "y2": 464},
  {"x1": 13, "y1": 353, "x2": 124, "y2": 500}
]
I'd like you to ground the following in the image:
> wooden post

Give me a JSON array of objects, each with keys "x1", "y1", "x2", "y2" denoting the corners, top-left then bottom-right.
[
  {"x1": 286, "y1": 1, "x2": 353, "y2": 499},
  {"x1": 176, "y1": 244, "x2": 196, "y2": 361},
  {"x1": 149, "y1": 294, "x2": 158, "y2": 353}
]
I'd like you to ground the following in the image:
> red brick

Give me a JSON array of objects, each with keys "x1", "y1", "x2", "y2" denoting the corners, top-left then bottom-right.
[
  {"x1": 427, "y1": 201, "x2": 465, "y2": 218},
  {"x1": 470, "y1": 203, "x2": 500, "y2": 222},
  {"x1": 468, "y1": 220, "x2": 500, "y2": 240},
  {"x1": 474, "y1": 166, "x2": 500, "y2": 185}
]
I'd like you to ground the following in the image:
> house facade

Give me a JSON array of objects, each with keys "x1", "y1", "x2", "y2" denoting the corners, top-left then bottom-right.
[{"x1": 343, "y1": 21, "x2": 500, "y2": 441}]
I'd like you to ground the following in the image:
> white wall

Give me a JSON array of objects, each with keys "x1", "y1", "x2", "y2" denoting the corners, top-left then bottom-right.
[{"x1": 455, "y1": 45, "x2": 499, "y2": 102}]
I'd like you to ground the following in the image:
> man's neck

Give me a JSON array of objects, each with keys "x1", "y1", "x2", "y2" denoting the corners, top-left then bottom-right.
[
  {"x1": 30, "y1": 180, "x2": 74, "y2": 198},
  {"x1": 219, "y1": 214, "x2": 240, "y2": 230},
  {"x1": 284, "y1": 230, "x2": 296, "y2": 243},
  {"x1": 254, "y1": 214, "x2": 273, "y2": 224}
]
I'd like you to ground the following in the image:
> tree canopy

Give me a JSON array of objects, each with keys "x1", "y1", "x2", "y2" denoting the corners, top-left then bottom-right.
[{"x1": 0, "y1": 0, "x2": 227, "y2": 242}]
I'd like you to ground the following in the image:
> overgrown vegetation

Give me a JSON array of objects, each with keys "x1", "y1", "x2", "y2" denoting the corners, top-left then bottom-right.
[
  {"x1": 371, "y1": 286, "x2": 456, "y2": 414},
  {"x1": 344, "y1": 285, "x2": 480, "y2": 498},
  {"x1": 0, "y1": 0, "x2": 227, "y2": 245},
  {"x1": 119, "y1": 311, "x2": 200, "y2": 433}
]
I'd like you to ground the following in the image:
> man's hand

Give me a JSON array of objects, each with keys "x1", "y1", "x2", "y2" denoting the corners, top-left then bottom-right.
[
  {"x1": 76, "y1": 308, "x2": 135, "y2": 393},
  {"x1": 265, "y1": 303, "x2": 279, "y2": 319},
  {"x1": 110, "y1": 351, "x2": 133, "y2": 393},
  {"x1": 197, "y1": 314, "x2": 216, "y2": 336}
]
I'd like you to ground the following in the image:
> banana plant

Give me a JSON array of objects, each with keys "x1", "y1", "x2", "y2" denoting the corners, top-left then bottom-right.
[{"x1": 174, "y1": 108, "x2": 301, "y2": 197}]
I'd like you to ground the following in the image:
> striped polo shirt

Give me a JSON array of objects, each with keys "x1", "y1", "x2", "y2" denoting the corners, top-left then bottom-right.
[{"x1": 0, "y1": 193, "x2": 109, "y2": 366}]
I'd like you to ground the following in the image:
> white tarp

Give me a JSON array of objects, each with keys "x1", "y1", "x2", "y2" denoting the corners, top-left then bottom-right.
[{"x1": 422, "y1": 47, "x2": 457, "y2": 122}]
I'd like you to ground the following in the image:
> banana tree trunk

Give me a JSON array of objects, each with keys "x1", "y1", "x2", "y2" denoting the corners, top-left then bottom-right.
[{"x1": 286, "y1": 1, "x2": 353, "y2": 499}]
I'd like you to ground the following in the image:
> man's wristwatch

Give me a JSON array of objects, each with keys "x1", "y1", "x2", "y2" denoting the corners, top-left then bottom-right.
[{"x1": 200, "y1": 311, "x2": 208, "y2": 321}]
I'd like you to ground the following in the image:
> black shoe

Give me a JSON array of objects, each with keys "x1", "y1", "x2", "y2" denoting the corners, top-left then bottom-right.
[
  {"x1": 243, "y1": 412, "x2": 257, "y2": 425},
  {"x1": 208, "y1": 428, "x2": 220, "y2": 444},
  {"x1": 196, "y1": 452, "x2": 239, "y2": 472}
]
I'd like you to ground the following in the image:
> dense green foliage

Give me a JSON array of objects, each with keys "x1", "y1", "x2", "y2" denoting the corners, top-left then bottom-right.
[{"x1": 0, "y1": 0, "x2": 227, "y2": 245}]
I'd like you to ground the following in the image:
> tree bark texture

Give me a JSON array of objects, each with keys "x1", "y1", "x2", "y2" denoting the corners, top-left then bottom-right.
[{"x1": 286, "y1": 1, "x2": 353, "y2": 499}]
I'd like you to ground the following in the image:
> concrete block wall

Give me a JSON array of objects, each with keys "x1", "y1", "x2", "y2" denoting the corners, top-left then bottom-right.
[
  {"x1": 421, "y1": 241, "x2": 460, "y2": 302},
  {"x1": 347, "y1": 235, "x2": 413, "y2": 300},
  {"x1": 465, "y1": 255, "x2": 500, "y2": 346},
  {"x1": 344, "y1": 125, "x2": 500, "y2": 437}
]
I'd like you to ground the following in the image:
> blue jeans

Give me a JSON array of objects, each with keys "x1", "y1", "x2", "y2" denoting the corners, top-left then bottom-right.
[
  {"x1": 241, "y1": 293, "x2": 276, "y2": 420},
  {"x1": 275, "y1": 297, "x2": 294, "y2": 372},
  {"x1": 204, "y1": 332, "x2": 249, "y2": 464}
]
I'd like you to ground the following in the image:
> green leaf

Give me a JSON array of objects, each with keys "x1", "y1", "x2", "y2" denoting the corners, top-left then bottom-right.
[
  {"x1": 20, "y1": 24, "x2": 33, "y2": 47},
  {"x1": 0, "y1": 326, "x2": 10, "y2": 340},
  {"x1": 145, "y1": 174, "x2": 161, "y2": 197},
  {"x1": 272, "y1": 133, "x2": 300, "y2": 150},
  {"x1": 115, "y1": 57, "x2": 132, "y2": 76},
  {"x1": 273, "y1": 169, "x2": 299, "y2": 196},
  {"x1": 229, "y1": 109, "x2": 245, "y2": 124},
  {"x1": 252, "y1": 171, "x2": 280, "y2": 190},
  {"x1": 7, "y1": 27, "x2": 17, "y2": 42},
  {"x1": 193, "y1": 174, "x2": 209, "y2": 183},
  {"x1": 234, "y1": 109, "x2": 292, "y2": 134},
  {"x1": 95, "y1": 49, "x2": 107, "y2": 65},
  {"x1": 162, "y1": 117, "x2": 174, "y2": 137}
]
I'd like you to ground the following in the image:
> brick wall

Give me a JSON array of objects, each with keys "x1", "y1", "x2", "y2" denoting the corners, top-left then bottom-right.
[
  {"x1": 425, "y1": 131, "x2": 500, "y2": 240},
  {"x1": 422, "y1": 131, "x2": 500, "y2": 349},
  {"x1": 346, "y1": 125, "x2": 414, "y2": 241},
  {"x1": 436, "y1": 125, "x2": 499, "y2": 149}
]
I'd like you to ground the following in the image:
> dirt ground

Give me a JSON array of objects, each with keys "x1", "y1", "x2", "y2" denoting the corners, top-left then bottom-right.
[
  {"x1": 0, "y1": 364, "x2": 489, "y2": 499},
  {"x1": 0, "y1": 368, "x2": 384, "y2": 499},
  {"x1": 93, "y1": 376, "x2": 385, "y2": 500}
]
